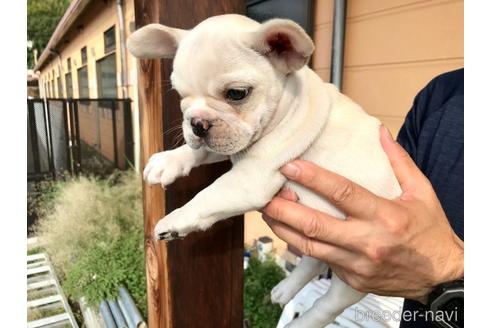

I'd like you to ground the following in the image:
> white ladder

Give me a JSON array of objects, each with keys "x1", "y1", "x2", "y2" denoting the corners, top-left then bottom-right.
[{"x1": 27, "y1": 252, "x2": 78, "y2": 328}]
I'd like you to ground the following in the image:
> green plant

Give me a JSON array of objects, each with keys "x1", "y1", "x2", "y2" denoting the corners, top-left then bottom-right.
[
  {"x1": 28, "y1": 178, "x2": 62, "y2": 230},
  {"x1": 33, "y1": 171, "x2": 147, "y2": 317},
  {"x1": 27, "y1": 0, "x2": 71, "y2": 68},
  {"x1": 244, "y1": 254, "x2": 286, "y2": 328},
  {"x1": 33, "y1": 171, "x2": 143, "y2": 274},
  {"x1": 62, "y1": 228, "x2": 147, "y2": 314}
]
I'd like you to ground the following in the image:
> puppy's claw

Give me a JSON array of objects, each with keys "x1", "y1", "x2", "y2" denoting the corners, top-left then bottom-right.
[{"x1": 157, "y1": 231, "x2": 185, "y2": 241}]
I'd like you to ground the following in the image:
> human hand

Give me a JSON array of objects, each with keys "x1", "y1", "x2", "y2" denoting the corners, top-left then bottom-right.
[{"x1": 262, "y1": 126, "x2": 464, "y2": 304}]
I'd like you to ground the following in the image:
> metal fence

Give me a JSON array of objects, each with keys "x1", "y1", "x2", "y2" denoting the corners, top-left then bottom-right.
[
  {"x1": 27, "y1": 98, "x2": 134, "y2": 181},
  {"x1": 28, "y1": 99, "x2": 53, "y2": 180}
]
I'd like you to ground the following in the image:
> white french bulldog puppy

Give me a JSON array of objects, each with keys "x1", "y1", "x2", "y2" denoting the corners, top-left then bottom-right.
[{"x1": 128, "y1": 14, "x2": 401, "y2": 328}]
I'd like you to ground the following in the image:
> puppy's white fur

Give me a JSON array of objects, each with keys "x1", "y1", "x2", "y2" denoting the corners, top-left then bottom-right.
[{"x1": 128, "y1": 14, "x2": 401, "y2": 328}]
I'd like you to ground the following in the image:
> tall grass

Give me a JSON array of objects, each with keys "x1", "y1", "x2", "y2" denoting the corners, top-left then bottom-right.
[
  {"x1": 33, "y1": 171, "x2": 147, "y2": 314},
  {"x1": 34, "y1": 172, "x2": 142, "y2": 273}
]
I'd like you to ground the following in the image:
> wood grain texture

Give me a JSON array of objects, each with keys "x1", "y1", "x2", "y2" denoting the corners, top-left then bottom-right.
[
  {"x1": 134, "y1": 1, "x2": 171, "y2": 327},
  {"x1": 134, "y1": 0, "x2": 245, "y2": 327}
]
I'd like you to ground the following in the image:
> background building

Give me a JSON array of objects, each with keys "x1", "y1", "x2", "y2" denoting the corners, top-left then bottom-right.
[{"x1": 34, "y1": 0, "x2": 141, "y2": 170}]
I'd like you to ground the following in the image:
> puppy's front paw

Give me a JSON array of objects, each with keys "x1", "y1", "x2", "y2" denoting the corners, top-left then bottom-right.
[
  {"x1": 153, "y1": 208, "x2": 199, "y2": 241},
  {"x1": 143, "y1": 151, "x2": 193, "y2": 187}
]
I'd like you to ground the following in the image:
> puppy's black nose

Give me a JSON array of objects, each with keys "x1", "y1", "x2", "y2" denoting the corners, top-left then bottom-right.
[{"x1": 191, "y1": 118, "x2": 210, "y2": 138}]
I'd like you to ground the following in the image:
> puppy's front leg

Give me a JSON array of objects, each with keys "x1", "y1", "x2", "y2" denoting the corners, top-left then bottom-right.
[
  {"x1": 144, "y1": 144, "x2": 227, "y2": 187},
  {"x1": 154, "y1": 161, "x2": 285, "y2": 240}
]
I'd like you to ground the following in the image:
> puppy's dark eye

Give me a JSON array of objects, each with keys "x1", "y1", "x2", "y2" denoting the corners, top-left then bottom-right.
[{"x1": 225, "y1": 88, "x2": 251, "y2": 101}]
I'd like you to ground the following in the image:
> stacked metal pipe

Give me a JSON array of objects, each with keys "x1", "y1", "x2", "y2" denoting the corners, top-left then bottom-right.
[{"x1": 99, "y1": 287, "x2": 146, "y2": 328}]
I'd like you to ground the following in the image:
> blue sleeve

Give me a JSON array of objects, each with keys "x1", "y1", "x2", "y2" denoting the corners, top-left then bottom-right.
[
  {"x1": 397, "y1": 68, "x2": 463, "y2": 160},
  {"x1": 397, "y1": 69, "x2": 463, "y2": 328}
]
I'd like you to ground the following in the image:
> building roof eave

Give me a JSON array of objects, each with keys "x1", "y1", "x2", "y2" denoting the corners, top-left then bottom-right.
[{"x1": 34, "y1": 0, "x2": 94, "y2": 72}]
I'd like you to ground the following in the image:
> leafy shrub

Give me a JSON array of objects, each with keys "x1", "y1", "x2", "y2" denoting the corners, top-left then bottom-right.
[
  {"x1": 244, "y1": 255, "x2": 286, "y2": 328},
  {"x1": 28, "y1": 178, "x2": 61, "y2": 220},
  {"x1": 33, "y1": 171, "x2": 147, "y2": 316},
  {"x1": 28, "y1": 178, "x2": 62, "y2": 236},
  {"x1": 63, "y1": 228, "x2": 147, "y2": 314}
]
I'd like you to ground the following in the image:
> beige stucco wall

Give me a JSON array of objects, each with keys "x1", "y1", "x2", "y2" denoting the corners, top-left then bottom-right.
[
  {"x1": 245, "y1": 211, "x2": 289, "y2": 255},
  {"x1": 312, "y1": 0, "x2": 464, "y2": 136},
  {"x1": 245, "y1": 0, "x2": 464, "y2": 255}
]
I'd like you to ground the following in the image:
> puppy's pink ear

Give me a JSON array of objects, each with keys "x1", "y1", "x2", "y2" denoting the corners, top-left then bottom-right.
[
  {"x1": 250, "y1": 19, "x2": 314, "y2": 73},
  {"x1": 127, "y1": 23, "x2": 188, "y2": 59}
]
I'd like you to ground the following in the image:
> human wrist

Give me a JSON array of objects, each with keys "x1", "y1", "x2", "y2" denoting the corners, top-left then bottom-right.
[
  {"x1": 416, "y1": 235, "x2": 463, "y2": 304},
  {"x1": 436, "y1": 235, "x2": 464, "y2": 285}
]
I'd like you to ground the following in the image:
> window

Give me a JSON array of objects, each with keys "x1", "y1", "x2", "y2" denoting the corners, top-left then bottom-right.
[
  {"x1": 65, "y1": 73, "x2": 73, "y2": 98},
  {"x1": 81, "y1": 47, "x2": 87, "y2": 65},
  {"x1": 96, "y1": 53, "x2": 117, "y2": 99},
  {"x1": 104, "y1": 26, "x2": 116, "y2": 53},
  {"x1": 67, "y1": 58, "x2": 71, "y2": 71},
  {"x1": 78, "y1": 66, "x2": 89, "y2": 98},
  {"x1": 246, "y1": 0, "x2": 313, "y2": 36},
  {"x1": 246, "y1": 0, "x2": 314, "y2": 68},
  {"x1": 57, "y1": 76, "x2": 62, "y2": 97}
]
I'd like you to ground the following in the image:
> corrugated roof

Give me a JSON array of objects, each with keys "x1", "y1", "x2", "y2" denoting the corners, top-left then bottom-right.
[{"x1": 33, "y1": 0, "x2": 94, "y2": 72}]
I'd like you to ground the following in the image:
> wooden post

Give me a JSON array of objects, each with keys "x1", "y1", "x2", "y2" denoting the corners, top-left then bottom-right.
[{"x1": 134, "y1": 1, "x2": 245, "y2": 327}]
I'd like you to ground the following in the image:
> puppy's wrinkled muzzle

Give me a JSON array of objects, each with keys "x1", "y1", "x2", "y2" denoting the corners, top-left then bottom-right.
[{"x1": 191, "y1": 118, "x2": 211, "y2": 138}]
